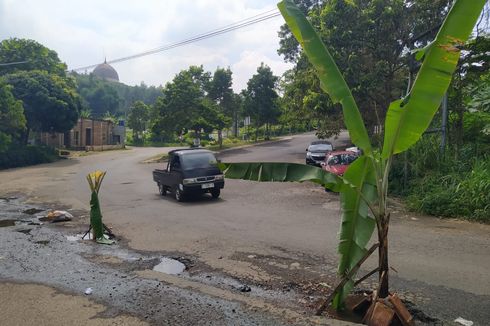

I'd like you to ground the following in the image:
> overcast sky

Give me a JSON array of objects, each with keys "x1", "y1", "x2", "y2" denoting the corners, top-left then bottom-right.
[{"x1": 0, "y1": 0, "x2": 293, "y2": 91}]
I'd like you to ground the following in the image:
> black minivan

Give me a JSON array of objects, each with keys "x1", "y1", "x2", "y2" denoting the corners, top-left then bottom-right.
[{"x1": 152, "y1": 149, "x2": 224, "y2": 201}]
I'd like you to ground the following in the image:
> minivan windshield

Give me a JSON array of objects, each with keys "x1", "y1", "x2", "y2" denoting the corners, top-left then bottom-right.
[
  {"x1": 308, "y1": 144, "x2": 332, "y2": 152},
  {"x1": 181, "y1": 152, "x2": 217, "y2": 170}
]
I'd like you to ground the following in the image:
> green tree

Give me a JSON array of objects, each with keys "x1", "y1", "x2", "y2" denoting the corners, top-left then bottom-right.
[
  {"x1": 152, "y1": 66, "x2": 212, "y2": 143},
  {"x1": 4, "y1": 70, "x2": 81, "y2": 143},
  {"x1": 127, "y1": 101, "x2": 150, "y2": 143},
  {"x1": 0, "y1": 82, "x2": 25, "y2": 151},
  {"x1": 74, "y1": 73, "x2": 163, "y2": 116},
  {"x1": 208, "y1": 67, "x2": 235, "y2": 146},
  {"x1": 448, "y1": 36, "x2": 490, "y2": 155},
  {"x1": 79, "y1": 82, "x2": 121, "y2": 118},
  {"x1": 279, "y1": 0, "x2": 451, "y2": 138},
  {"x1": 242, "y1": 63, "x2": 280, "y2": 140},
  {"x1": 0, "y1": 38, "x2": 67, "y2": 76},
  {"x1": 280, "y1": 59, "x2": 343, "y2": 136}
]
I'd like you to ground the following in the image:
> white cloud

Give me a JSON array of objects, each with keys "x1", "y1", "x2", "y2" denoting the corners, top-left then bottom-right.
[{"x1": 0, "y1": 0, "x2": 292, "y2": 92}]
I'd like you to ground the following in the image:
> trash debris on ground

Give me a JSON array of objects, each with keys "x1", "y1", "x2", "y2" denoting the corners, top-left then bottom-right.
[
  {"x1": 84, "y1": 287, "x2": 93, "y2": 295},
  {"x1": 96, "y1": 235, "x2": 115, "y2": 245},
  {"x1": 153, "y1": 257, "x2": 186, "y2": 275},
  {"x1": 362, "y1": 293, "x2": 414, "y2": 326},
  {"x1": 39, "y1": 210, "x2": 73, "y2": 223},
  {"x1": 238, "y1": 285, "x2": 251, "y2": 293},
  {"x1": 454, "y1": 317, "x2": 474, "y2": 326}
]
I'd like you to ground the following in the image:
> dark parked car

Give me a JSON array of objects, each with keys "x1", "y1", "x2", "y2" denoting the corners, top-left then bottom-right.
[
  {"x1": 321, "y1": 151, "x2": 359, "y2": 176},
  {"x1": 152, "y1": 149, "x2": 224, "y2": 201},
  {"x1": 305, "y1": 141, "x2": 334, "y2": 166}
]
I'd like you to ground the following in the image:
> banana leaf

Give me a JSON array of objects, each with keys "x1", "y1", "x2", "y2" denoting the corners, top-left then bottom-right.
[
  {"x1": 332, "y1": 156, "x2": 377, "y2": 309},
  {"x1": 277, "y1": 0, "x2": 372, "y2": 155},
  {"x1": 382, "y1": 0, "x2": 486, "y2": 158},
  {"x1": 89, "y1": 190, "x2": 104, "y2": 239},
  {"x1": 218, "y1": 162, "x2": 343, "y2": 191}
]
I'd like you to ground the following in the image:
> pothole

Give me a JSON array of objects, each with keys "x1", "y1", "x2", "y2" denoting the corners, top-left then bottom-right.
[
  {"x1": 0, "y1": 219, "x2": 16, "y2": 227},
  {"x1": 153, "y1": 257, "x2": 186, "y2": 275},
  {"x1": 22, "y1": 208, "x2": 44, "y2": 215}
]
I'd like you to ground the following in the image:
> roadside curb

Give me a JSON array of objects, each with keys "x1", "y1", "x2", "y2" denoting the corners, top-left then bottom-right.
[
  {"x1": 141, "y1": 136, "x2": 295, "y2": 164},
  {"x1": 214, "y1": 136, "x2": 293, "y2": 155}
]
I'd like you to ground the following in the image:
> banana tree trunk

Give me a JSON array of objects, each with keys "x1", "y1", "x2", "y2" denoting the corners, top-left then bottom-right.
[{"x1": 378, "y1": 215, "x2": 390, "y2": 298}]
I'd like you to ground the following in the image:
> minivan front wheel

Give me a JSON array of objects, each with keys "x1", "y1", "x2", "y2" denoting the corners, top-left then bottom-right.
[
  {"x1": 174, "y1": 187, "x2": 184, "y2": 202},
  {"x1": 210, "y1": 189, "x2": 220, "y2": 199}
]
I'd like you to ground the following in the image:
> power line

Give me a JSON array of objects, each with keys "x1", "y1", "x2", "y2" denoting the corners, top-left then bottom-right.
[
  {"x1": 0, "y1": 60, "x2": 29, "y2": 66},
  {"x1": 71, "y1": 9, "x2": 281, "y2": 72}
]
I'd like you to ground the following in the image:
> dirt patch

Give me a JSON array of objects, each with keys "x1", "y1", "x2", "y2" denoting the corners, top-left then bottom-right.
[{"x1": 0, "y1": 282, "x2": 148, "y2": 326}]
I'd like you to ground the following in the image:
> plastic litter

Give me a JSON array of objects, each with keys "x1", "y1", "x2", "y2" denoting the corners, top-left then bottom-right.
[
  {"x1": 454, "y1": 317, "x2": 473, "y2": 326},
  {"x1": 84, "y1": 287, "x2": 93, "y2": 295},
  {"x1": 40, "y1": 210, "x2": 73, "y2": 223}
]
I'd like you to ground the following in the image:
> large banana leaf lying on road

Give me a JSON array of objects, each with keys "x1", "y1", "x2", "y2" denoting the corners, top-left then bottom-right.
[{"x1": 218, "y1": 162, "x2": 342, "y2": 191}]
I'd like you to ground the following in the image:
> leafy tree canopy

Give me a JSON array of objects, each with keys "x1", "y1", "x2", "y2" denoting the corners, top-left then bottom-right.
[
  {"x1": 4, "y1": 70, "x2": 81, "y2": 137},
  {"x1": 74, "y1": 73, "x2": 162, "y2": 117},
  {"x1": 279, "y1": 0, "x2": 451, "y2": 137},
  {"x1": 0, "y1": 38, "x2": 67, "y2": 76},
  {"x1": 127, "y1": 100, "x2": 150, "y2": 141},
  {"x1": 242, "y1": 63, "x2": 280, "y2": 138},
  {"x1": 0, "y1": 82, "x2": 26, "y2": 151},
  {"x1": 152, "y1": 66, "x2": 210, "y2": 138}
]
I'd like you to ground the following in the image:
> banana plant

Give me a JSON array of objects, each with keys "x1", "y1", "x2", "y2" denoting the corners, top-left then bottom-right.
[
  {"x1": 220, "y1": 0, "x2": 485, "y2": 309},
  {"x1": 86, "y1": 170, "x2": 113, "y2": 244}
]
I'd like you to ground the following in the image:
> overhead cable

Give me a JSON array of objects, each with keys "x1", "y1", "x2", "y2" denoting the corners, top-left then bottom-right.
[{"x1": 71, "y1": 9, "x2": 280, "y2": 72}]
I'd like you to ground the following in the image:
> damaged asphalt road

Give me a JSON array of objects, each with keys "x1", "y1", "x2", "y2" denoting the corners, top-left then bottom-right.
[
  {"x1": 0, "y1": 197, "x2": 347, "y2": 326},
  {"x1": 1, "y1": 134, "x2": 490, "y2": 325}
]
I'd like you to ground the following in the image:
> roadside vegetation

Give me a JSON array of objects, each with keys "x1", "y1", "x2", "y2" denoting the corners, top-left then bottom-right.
[{"x1": 221, "y1": 0, "x2": 486, "y2": 316}]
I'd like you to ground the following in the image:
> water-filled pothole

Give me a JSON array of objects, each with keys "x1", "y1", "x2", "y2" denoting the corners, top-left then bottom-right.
[
  {"x1": 153, "y1": 257, "x2": 186, "y2": 275},
  {"x1": 0, "y1": 219, "x2": 16, "y2": 227}
]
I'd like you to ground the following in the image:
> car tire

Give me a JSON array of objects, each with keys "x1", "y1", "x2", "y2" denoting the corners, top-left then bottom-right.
[
  {"x1": 210, "y1": 189, "x2": 220, "y2": 199},
  {"x1": 158, "y1": 183, "x2": 166, "y2": 196},
  {"x1": 174, "y1": 187, "x2": 184, "y2": 202}
]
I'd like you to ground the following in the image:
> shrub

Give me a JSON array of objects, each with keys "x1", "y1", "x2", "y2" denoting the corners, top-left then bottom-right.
[
  {"x1": 0, "y1": 145, "x2": 60, "y2": 169},
  {"x1": 405, "y1": 158, "x2": 490, "y2": 221}
]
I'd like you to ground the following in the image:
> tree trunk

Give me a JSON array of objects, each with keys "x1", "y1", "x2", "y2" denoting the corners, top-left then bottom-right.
[
  {"x1": 255, "y1": 122, "x2": 259, "y2": 142},
  {"x1": 218, "y1": 129, "x2": 223, "y2": 149},
  {"x1": 378, "y1": 217, "x2": 390, "y2": 298},
  {"x1": 22, "y1": 127, "x2": 30, "y2": 146},
  {"x1": 233, "y1": 111, "x2": 238, "y2": 138}
]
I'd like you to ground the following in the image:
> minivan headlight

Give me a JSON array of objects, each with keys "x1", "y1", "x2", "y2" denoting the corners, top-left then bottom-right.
[
  {"x1": 183, "y1": 178, "x2": 197, "y2": 185},
  {"x1": 215, "y1": 174, "x2": 224, "y2": 180}
]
